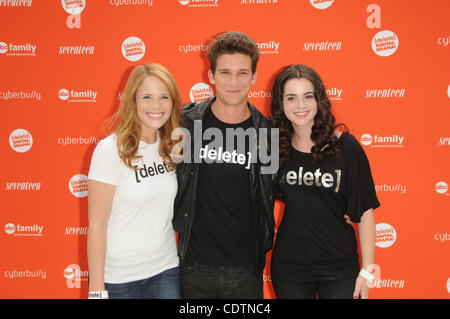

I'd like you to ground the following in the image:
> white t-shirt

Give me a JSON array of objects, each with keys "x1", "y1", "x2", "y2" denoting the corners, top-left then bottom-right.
[{"x1": 88, "y1": 133, "x2": 179, "y2": 284}]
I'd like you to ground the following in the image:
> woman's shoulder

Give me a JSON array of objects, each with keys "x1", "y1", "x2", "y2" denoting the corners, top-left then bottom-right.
[
  {"x1": 338, "y1": 132, "x2": 367, "y2": 156},
  {"x1": 93, "y1": 134, "x2": 119, "y2": 155}
]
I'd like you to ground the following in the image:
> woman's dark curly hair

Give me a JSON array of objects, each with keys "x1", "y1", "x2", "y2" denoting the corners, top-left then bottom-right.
[{"x1": 270, "y1": 64, "x2": 347, "y2": 165}]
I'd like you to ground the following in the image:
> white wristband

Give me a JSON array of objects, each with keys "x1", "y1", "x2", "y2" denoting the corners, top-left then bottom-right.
[
  {"x1": 359, "y1": 268, "x2": 375, "y2": 283},
  {"x1": 88, "y1": 290, "x2": 109, "y2": 299}
]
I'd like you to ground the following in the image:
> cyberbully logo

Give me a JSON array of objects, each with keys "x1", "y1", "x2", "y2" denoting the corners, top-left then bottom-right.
[
  {"x1": 58, "y1": 88, "x2": 97, "y2": 103},
  {"x1": 4, "y1": 223, "x2": 44, "y2": 237},
  {"x1": 121, "y1": 36, "x2": 145, "y2": 62},
  {"x1": 64, "y1": 264, "x2": 88, "y2": 288},
  {"x1": 372, "y1": 30, "x2": 399, "y2": 57},
  {"x1": 69, "y1": 174, "x2": 88, "y2": 198},
  {"x1": 360, "y1": 133, "x2": 404, "y2": 148},
  {"x1": 0, "y1": 41, "x2": 37, "y2": 56},
  {"x1": 110, "y1": 0, "x2": 153, "y2": 6},
  {"x1": 435, "y1": 181, "x2": 449, "y2": 195},
  {"x1": 9, "y1": 129, "x2": 33, "y2": 153},
  {"x1": 61, "y1": 0, "x2": 86, "y2": 15},
  {"x1": 178, "y1": 0, "x2": 218, "y2": 8},
  {"x1": 375, "y1": 223, "x2": 397, "y2": 248},
  {"x1": 310, "y1": 0, "x2": 334, "y2": 10},
  {"x1": 190, "y1": 83, "x2": 214, "y2": 103}
]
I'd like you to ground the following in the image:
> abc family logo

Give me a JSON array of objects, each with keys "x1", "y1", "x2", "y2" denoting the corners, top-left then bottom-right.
[{"x1": 360, "y1": 133, "x2": 404, "y2": 148}]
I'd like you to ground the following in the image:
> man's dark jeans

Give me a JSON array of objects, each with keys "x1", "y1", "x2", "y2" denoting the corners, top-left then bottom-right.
[{"x1": 180, "y1": 261, "x2": 263, "y2": 299}]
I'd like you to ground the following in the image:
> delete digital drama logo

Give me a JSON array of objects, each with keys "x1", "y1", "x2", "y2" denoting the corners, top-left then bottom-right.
[
  {"x1": 9, "y1": 129, "x2": 33, "y2": 153},
  {"x1": 435, "y1": 181, "x2": 448, "y2": 195},
  {"x1": 310, "y1": 0, "x2": 334, "y2": 10},
  {"x1": 190, "y1": 83, "x2": 214, "y2": 103},
  {"x1": 121, "y1": 36, "x2": 145, "y2": 62},
  {"x1": 372, "y1": 30, "x2": 399, "y2": 57},
  {"x1": 69, "y1": 174, "x2": 88, "y2": 198},
  {"x1": 61, "y1": 0, "x2": 86, "y2": 14},
  {"x1": 376, "y1": 223, "x2": 397, "y2": 248}
]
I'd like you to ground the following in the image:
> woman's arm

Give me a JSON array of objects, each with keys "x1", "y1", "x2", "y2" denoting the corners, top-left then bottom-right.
[
  {"x1": 353, "y1": 208, "x2": 376, "y2": 299},
  {"x1": 87, "y1": 180, "x2": 116, "y2": 292}
]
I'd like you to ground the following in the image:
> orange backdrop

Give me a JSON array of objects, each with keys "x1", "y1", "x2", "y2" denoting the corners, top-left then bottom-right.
[{"x1": 1, "y1": 0, "x2": 449, "y2": 299}]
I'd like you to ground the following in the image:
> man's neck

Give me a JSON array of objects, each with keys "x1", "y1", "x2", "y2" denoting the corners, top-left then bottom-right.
[{"x1": 210, "y1": 99, "x2": 251, "y2": 124}]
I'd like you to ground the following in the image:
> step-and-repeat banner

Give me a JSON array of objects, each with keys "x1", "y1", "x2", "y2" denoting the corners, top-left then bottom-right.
[{"x1": 1, "y1": 0, "x2": 449, "y2": 299}]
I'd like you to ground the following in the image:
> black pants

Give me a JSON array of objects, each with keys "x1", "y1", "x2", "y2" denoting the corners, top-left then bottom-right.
[
  {"x1": 180, "y1": 261, "x2": 263, "y2": 299},
  {"x1": 272, "y1": 278, "x2": 357, "y2": 299}
]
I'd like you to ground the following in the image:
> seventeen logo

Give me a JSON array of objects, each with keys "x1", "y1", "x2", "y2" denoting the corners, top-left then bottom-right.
[
  {"x1": 9, "y1": 129, "x2": 33, "y2": 153},
  {"x1": 365, "y1": 88, "x2": 405, "y2": 98},
  {"x1": 360, "y1": 133, "x2": 404, "y2": 148},
  {"x1": 372, "y1": 30, "x2": 399, "y2": 57},
  {"x1": 0, "y1": 0, "x2": 33, "y2": 6},
  {"x1": 190, "y1": 83, "x2": 214, "y2": 103},
  {"x1": 302, "y1": 41, "x2": 342, "y2": 52},
  {"x1": 69, "y1": 174, "x2": 88, "y2": 198},
  {"x1": 121, "y1": 36, "x2": 145, "y2": 62},
  {"x1": 375, "y1": 223, "x2": 397, "y2": 248}
]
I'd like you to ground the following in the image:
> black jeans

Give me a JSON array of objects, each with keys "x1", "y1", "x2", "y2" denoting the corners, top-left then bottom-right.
[
  {"x1": 180, "y1": 261, "x2": 263, "y2": 299},
  {"x1": 272, "y1": 278, "x2": 357, "y2": 299}
]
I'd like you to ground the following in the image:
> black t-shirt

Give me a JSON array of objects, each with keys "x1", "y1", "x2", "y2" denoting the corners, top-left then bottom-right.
[
  {"x1": 186, "y1": 108, "x2": 255, "y2": 267},
  {"x1": 271, "y1": 132, "x2": 380, "y2": 281}
]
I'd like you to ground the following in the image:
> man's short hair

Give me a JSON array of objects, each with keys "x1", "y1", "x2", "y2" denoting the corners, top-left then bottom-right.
[{"x1": 207, "y1": 31, "x2": 260, "y2": 74}]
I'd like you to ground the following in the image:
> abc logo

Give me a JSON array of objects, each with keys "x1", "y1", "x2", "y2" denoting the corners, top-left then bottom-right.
[
  {"x1": 360, "y1": 134, "x2": 373, "y2": 146},
  {"x1": 179, "y1": 0, "x2": 190, "y2": 5},
  {"x1": 435, "y1": 182, "x2": 448, "y2": 194},
  {"x1": 58, "y1": 89, "x2": 70, "y2": 101},
  {"x1": 4, "y1": 223, "x2": 15, "y2": 235},
  {"x1": 0, "y1": 42, "x2": 8, "y2": 54},
  {"x1": 63, "y1": 266, "x2": 75, "y2": 279}
]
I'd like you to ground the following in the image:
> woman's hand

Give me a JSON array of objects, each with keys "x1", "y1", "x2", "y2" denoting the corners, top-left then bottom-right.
[{"x1": 353, "y1": 275, "x2": 371, "y2": 299}]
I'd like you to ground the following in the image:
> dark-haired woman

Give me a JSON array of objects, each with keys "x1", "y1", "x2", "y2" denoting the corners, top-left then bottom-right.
[{"x1": 270, "y1": 64, "x2": 380, "y2": 299}]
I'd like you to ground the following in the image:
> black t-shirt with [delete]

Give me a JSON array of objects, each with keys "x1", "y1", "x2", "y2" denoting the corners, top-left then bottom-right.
[
  {"x1": 186, "y1": 107, "x2": 255, "y2": 267},
  {"x1": 271, "y1": 132, "x2": 380, "y2": 282}
]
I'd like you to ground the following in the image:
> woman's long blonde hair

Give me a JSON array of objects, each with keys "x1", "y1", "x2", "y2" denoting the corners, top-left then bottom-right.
[{"x1": 106, "y1": 63, "x2": 183, "y2": 170}]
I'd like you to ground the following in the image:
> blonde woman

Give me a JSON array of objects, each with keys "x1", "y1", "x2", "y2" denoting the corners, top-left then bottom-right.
[{"x1": 87, "y1": 64, "x2": 183, "y2": 299}]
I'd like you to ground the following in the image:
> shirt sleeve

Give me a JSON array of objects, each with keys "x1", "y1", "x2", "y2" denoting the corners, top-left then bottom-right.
[
  {"x1": 344, "y1": 135, "x2": 380, "y2": 223},
  {"x1": 88, "y1": 137, "x2": 121, "y2": 186}
]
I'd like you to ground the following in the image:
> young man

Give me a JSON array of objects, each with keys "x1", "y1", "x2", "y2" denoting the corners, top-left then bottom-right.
[{"x1": 172, "y1": 31, "x2": 275, "y2": 299}]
